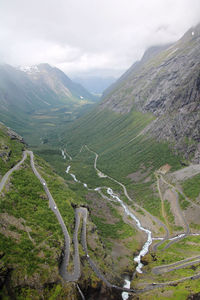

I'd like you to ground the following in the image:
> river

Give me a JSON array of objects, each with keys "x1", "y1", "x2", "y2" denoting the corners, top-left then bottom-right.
[{"x1": 65, "y1": 164, "x2": 153, "y2": 299}]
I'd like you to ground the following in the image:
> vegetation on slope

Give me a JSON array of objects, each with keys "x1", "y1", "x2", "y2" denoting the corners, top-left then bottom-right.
[
  {"x1": 182, "y1": 173, "x2": 200, "y2": 201},
  {"x1": 0, "y1": 123, "x2": 24, "y2": 176},
  {"x1": 54, "y1": 108, "x2": 183, "y2": 221}
]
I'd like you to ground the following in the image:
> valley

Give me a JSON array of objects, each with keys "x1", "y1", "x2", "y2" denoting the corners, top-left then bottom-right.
[
  {"x1": 0, "y1": 23, "x2": 200, "y2": 300},
  {"x1": 2, "y1": 127, "x2": 200, "y2": 299}
]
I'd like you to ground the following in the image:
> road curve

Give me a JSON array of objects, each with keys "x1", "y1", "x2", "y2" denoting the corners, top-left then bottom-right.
[
  {"x1": 0, "y1": 150, "x2": 135, "y2": 293},
  {"x1": 28, "y1": 150, "x2": 82, "y2": 282},
  {"x1": 3, "y1": 150, "x2": 200, "y2": 296},
  {"x1": 77, "y1": 207, "x2": 135, "y2": 293},
  {"x1": 0, "y1": 150, "x2": 80, "y2": 282},
  {"x1": 0, "y1": 151, "x2": 27, "y2": 193},
  {"x1": 152, "y1": 255, "x2": 200, "y2": 275},
  {"x1": 158, "y1": 174, "x2": 190, "y2": 250}
]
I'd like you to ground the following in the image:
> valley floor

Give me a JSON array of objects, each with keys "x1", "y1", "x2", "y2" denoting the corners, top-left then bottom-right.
[{"x1": 1, "y1": 137, "x2": 200, "y2": 299}]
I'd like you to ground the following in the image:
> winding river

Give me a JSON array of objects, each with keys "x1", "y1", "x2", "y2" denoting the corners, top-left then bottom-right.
[
  {"x1": 65, "y1": 162, "x2": 153, "y2": 299},
  {"x1": 106, "y1": 188, "x2": 152, "y2": 273}
]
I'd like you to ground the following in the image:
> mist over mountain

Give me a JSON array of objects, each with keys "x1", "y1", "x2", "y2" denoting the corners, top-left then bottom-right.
[
  {"x1": 0, "y1": 63, "x2": 98, "y2": 134},
  {"x1": 100, "y1": 23, "x2": 200, "y2": 162},
  {"x1": 72, "y1": 76, "x2": 117, "y2": 94}
]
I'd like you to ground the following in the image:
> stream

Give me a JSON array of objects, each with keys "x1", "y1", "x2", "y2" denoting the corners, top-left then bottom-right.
[
  {"x1": 106, "y1": 188, "x2": 152, "y2": 273},
  {"x1": 61, "y1": 150, "x2": 66, "y2": 159},
  {"x1": 65, "y1": 164, "x2": 153, "y2": 299}
]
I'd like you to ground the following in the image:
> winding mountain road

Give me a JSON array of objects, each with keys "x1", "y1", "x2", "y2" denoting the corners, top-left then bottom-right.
[
  {"x1": 0, "y1": 150, "x2": 80, "y2": 281},
  {"x1": 2, "y1": 149, "x2": 200, "y2": 296},
  {"x1": 156, "y1": 173, "x2": 191, "y2": 250},
  {"x1": 30, "y1": 151, "x2": 81, "y2": 281},
  {"x1": 0, "y1": 151, "x2": 27, "y2": 193},
  {"x1": 136, "y1": 272, "x2": 200, "y2": 293},
  {"x1": 0, "y1": 150, "x2": 135, "y2": 294},
  {"x1": 152, "y1": 255, "x2": 200, "y2": 275}
]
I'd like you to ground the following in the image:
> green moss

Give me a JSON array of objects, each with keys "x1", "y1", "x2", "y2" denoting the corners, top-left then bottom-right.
[{"x1": 182, "y1": 173, "x2": 200, "y2": 201}]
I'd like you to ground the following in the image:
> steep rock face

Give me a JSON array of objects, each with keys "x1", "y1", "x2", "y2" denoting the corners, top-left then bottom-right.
[
  {"x1": 100, "y1": 23, "x2": 200, "y2": 161},
  {"x1": 22, "y1": 63, "x2": 97, "y2": 102}
]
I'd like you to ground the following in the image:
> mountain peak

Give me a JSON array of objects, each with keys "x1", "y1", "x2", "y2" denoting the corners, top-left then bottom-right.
[{"x1": 19, "y1": 65, "x2": 40, "y2": 74}]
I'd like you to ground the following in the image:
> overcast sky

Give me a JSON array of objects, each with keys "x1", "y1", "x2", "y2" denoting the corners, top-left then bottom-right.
[{"x1": 0, "y1": 0, "x2": 199, "y2": 78}]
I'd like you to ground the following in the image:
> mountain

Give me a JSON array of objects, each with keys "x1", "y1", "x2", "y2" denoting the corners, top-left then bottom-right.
[
  {"x1": 20, "y1": 64, "x2": 99, "y2": 102},
  {"x1": 0, "y1": 63, "x2": 98, "y2": 148},
  {"x1": 100, "y1": 24, "x2": 200, "y2": 161},
  {"x1": 58, "y1": 24, "x2": 200, "y2": 299},
  {"x1": 73, "y1": 75, "x2": 117, "y2": 94},
  {"x1": 1, "y1": 23, "x2": 200, "y2": 300},
  {"x1": 102, "y1": 44, "x2": 170, "y2": 99},
  {"x1": 63, "y1": 24, "x2": 200, "y2": 172},
  {"x1": 0, "y1": 63, "x2": 96, "y2": 119}
]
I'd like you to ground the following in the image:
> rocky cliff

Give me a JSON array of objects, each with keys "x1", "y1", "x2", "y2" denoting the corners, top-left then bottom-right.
[{"x1": 100, "y1": 23, "x2": 200, "y2": 162}]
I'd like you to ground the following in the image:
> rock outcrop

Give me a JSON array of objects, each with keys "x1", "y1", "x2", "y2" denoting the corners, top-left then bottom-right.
[{"x1": 100, "y1": 23, "x2": 200, "y2": 161}]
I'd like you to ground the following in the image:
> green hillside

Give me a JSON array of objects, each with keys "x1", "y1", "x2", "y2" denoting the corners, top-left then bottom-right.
[
  {"x1": 0, "y1": 123, "x2": 141, "y2": 299},
  {"x1": 0, "y1": 64, "x2": 98, "y2": 148},
  {"x1": 55, "y1": 109, "x2": 181, "y2": 215}
]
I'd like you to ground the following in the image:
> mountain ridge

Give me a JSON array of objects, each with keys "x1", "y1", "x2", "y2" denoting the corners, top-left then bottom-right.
[
  {"x1": 19, "y1": 63, "x2": 98, "y2": 102},
  {"x1": 99, "y1": 23, "x2": 200, "y2": 162}
]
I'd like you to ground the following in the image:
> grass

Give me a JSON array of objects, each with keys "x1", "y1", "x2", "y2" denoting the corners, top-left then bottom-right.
[
  {"x1": 91, "y1": 215, "x2": 136, "y2": 240},
  {"x1": 64, "y1": 109, "x2": 182, "y2": 179},
  {"x1": 134, "y1": 235, "x2": 200, "y2": 299},
  {"x1": 182, "y1": 173, "x2": 200, "y2": 201},
  {"x1": 0, "y1": 159, "x2": 63, "y2": 282},
  {"x1": 178, "y1": 192, "x2": 190, "y2": 209},
  {"x1": 164, "y1": 199, "x2": 175, "y2": 225},
  {"x1": 128, "y1": 180, "x2": 162, "y2": 217},
  {"x1": 58, "y1": 108, "x2": 183, "y2": 220},
  {"x1": 190, "y1": 223, "x2": 200, "y2": 230},
  {"x1": 0, "y1": 123, "x2": 24, "y2": 176},
  {"x1": 151, "y1": 236, "x2": 200, "y2": 267}
]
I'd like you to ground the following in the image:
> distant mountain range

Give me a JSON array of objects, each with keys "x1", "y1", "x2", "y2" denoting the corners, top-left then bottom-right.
[
  {"x1": 0, "y1": 63, "x2": 98, "y2": 142},
  {"x1": 0, "y1": 63, "x2": 97, "y2": 116},
  {"x1": 19, "y1": 64, "x2": 98, "y2": 102},
  {"x1": 72, "y1": 75, "x2": 117, "y2": 94}
]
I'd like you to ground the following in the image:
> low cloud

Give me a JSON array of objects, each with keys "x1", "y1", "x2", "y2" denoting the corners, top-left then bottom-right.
[{"x1": 0, "y1": 0, "x2": 199, "y2": 77}]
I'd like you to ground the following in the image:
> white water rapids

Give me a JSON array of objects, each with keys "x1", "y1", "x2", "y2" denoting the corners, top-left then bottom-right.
[
  {"x1": 63, "y1": 150, "x2": 193, "y2": 299},
  {"x1": 61, "y1": 150, "x2": 66, "y2": 159},
  {"x1": 65, "y1": 164, "x2": 154, "y2": 299},
  {"x1": 106, "y1": 188, "x2": 152, "y2": 273},
  {"x1": 122, "y1": 278, "x2": 131, "y2": 300}
]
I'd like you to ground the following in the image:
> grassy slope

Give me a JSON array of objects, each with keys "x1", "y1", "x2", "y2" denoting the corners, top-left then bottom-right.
[
  {"x1": 182, "y1": 173, "x2": 200, "y2": 201},
  {"x1": 56, "y1": 108, "x2": 183, "y2": 219},
  {"x1": 0, "y1": 123, "x2": 25, "y2": 176},
  {"x1": 0, "y1": 128, "x2": 77, "y2": 298},
  {"x1": 133, "y1": 235, "x2": 200, "y2": 299},
  {"x1": 64, "y1": 108, "x2": 182, "y2": 177},
  {"x1": 0, "y1": 155, "x2": 78, "y2": 298},
  {"x1": 0, "y1": 125, "x2": 140, "y2": 298},
  {"x1": 1, "y1": 101, "x2": 96, "y2": 151}
]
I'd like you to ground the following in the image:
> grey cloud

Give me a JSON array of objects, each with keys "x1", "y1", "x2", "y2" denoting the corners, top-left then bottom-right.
[{"x1": 0, "y1": 0, "x2": 199, "y2": 77}]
